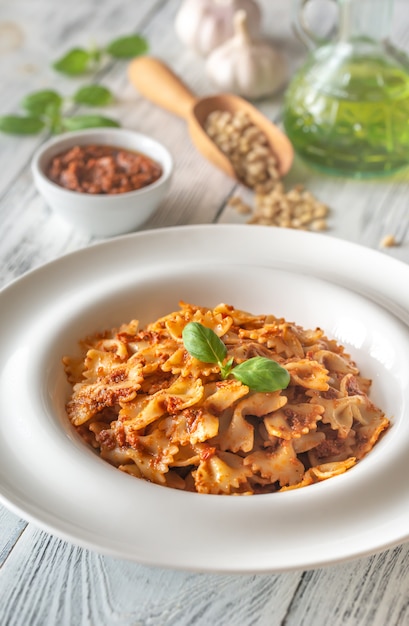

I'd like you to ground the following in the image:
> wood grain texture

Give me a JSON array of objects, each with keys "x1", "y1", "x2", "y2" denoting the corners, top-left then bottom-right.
[
  {"x1": 284, "y1": 546, "x2": 409, "y2": 626},
  {"x1": 1, "y1": 1, "x2": 409, "y2": 625},
  {"x1": 0, "y1": 508, "x2": 26, "y2": 568},
  {"x1": 0, "y1": 526, "x2": 301, "y2": 626}
]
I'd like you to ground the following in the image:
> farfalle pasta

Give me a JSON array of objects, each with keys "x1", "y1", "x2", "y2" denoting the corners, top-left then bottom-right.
[{"x1": 63, "y1": 302, "x2": 390, "y2": 495}]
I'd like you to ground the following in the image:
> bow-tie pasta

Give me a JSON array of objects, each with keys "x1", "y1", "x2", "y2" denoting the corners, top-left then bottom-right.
[{"x1": 63, "y1": 302, "x2": 389, "y2": 495}]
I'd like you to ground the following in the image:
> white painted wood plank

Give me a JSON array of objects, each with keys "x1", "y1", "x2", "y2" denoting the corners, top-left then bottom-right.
[
  {"x1": 2, "y1": 524, "x2": 409, "y2": 626},
  {"x1": 0, "y1": 525, "x2": 301, "y2": 626},
  {"x1": 284, "y1": 545, "x2": 409, "y2": 626},
  {"x1": 0, "y1": 508, "x2": 26, "y2": 567}
]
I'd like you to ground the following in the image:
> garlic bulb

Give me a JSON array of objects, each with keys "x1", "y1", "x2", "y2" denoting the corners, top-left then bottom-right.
[
  {"x1": 206, "y1": 10, "x2": 288, "y2": 99},
  {"x1": 174, "y1": 0, "x2": 261, "y2": 57}
]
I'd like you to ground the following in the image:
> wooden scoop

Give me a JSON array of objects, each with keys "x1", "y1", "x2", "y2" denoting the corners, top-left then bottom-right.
[{"x1": 128, "y1": 57, "x2": 294, "y2": 185}]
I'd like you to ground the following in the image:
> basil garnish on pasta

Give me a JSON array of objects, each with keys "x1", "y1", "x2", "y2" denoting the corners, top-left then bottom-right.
[
  {"x1": 182, "y1": 321, "x2": 227, "y2": 363},
  {"x1": 231, "y1": 356, "x2": 290, "y2": 392},
  {"x1": 182, "y1": 322, "x2": 290, "y2": 392}
]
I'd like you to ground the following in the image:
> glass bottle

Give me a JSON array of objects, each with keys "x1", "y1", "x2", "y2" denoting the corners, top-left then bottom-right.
[{"x1": 282, "y1": 0, "x2": 409, "y2": 178}]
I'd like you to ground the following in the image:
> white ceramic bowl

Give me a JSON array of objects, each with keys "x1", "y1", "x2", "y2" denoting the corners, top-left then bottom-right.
[{"x1": 31, "y1": 128, "x2": 173, "y2": 237}]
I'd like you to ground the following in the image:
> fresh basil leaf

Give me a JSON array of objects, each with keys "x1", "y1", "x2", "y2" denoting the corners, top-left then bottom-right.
[
  {"x1": 62, "y1": 115, "x2": 120, "y2": 131},
  {"x1": 73, "y1": 85, "x2": 113, "y2": 107},
  {"x1": 182, "y1": 322, "x2": 227, "y2": 364},
  {"x1": 232, "y1": 357, "x2": 290, "y2": 392},
  {"x1": 106, "y1": 34, "x2": 148, "y2": 59},
  {"x1": 53, "y1": 48, "x2": 91, "y2": 75},
  {"x1": 21, "y1": 90, "x2": 63, "y2": 116},
  {"x1": 0, "y1": 115, "x2": 45, "y2": 135}
]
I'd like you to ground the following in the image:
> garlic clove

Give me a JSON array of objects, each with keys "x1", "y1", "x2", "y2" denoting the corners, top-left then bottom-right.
[
  {"x1": 205, "y1": 10, "x2": 288, "y2": 99},
  {"x1": 174, "y1": 0, "x2": 261, "y2": 57}
]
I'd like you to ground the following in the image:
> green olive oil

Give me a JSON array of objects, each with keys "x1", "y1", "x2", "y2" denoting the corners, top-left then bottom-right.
[{"x1": 283, "y1": 44, "x2": 409, "y2": 177}]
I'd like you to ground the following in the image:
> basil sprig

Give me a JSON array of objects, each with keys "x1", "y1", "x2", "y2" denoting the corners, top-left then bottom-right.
[
  {"x1": 182, "y1": 322, "x2": 290, "y2": 393},
  {"x1": 0, "y1": 86, "x2": 118, "y2": 136},
  {"x1": 0, "y1": 31, "x2": 148, "y2": 136}
]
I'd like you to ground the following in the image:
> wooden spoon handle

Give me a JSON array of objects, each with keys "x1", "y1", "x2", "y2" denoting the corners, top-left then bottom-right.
[{"x1": 128, "y1": 57, "x2": 197, "y2": 120}]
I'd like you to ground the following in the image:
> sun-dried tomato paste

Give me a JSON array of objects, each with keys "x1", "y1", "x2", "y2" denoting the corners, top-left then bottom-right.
[{"x1": 46, "y1": 144, "x2": 163, "y2": 194}]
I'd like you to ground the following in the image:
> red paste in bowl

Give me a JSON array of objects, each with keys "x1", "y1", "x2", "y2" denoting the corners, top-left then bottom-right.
[{"x1": 46, "y1": 144, "x2": 163, "y2": 194}]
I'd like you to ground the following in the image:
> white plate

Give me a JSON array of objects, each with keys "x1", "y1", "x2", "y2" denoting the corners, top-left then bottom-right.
[{"x1": 1, "y1": 224, "x2": 409, "y2": 574}]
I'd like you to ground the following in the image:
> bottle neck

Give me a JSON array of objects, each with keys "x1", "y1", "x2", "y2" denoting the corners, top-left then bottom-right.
[{"x1": 338, "y1": 0, "x2": 394, "y2": 42}]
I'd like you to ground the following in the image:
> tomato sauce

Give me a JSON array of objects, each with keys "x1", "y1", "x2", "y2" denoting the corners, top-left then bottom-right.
[{"x1": 46, "y1": 144, "x2": 163, "y2": 194}]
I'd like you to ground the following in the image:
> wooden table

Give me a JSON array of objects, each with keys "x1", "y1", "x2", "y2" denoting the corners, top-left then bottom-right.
[{"x1": 1, "y1": 1, "x2": 409, "y2": 624}]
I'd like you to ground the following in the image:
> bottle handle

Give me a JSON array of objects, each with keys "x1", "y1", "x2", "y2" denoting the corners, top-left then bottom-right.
[{"x1": 292, "y1": 0, "x2": 339, "y2": 49}]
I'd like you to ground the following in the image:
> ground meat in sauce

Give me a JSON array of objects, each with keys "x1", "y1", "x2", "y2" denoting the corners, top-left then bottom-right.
[{"x1": 46, "y1": 144, "x2": 163, "y2": 194}]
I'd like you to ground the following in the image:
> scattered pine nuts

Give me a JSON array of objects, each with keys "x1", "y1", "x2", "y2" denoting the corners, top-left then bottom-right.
[
  {"x1": 205, "y1": 110, "x2": 330, "y2": 232},
  {"x1": 227, "y1": 195, "x2": 252, "y2": 214},
  {"x1": 380, "y1": 234, "x2": 398, "y2": 248},
  {"x1": 247, "y1": 184, "x2": 329, "y2": 230}
]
